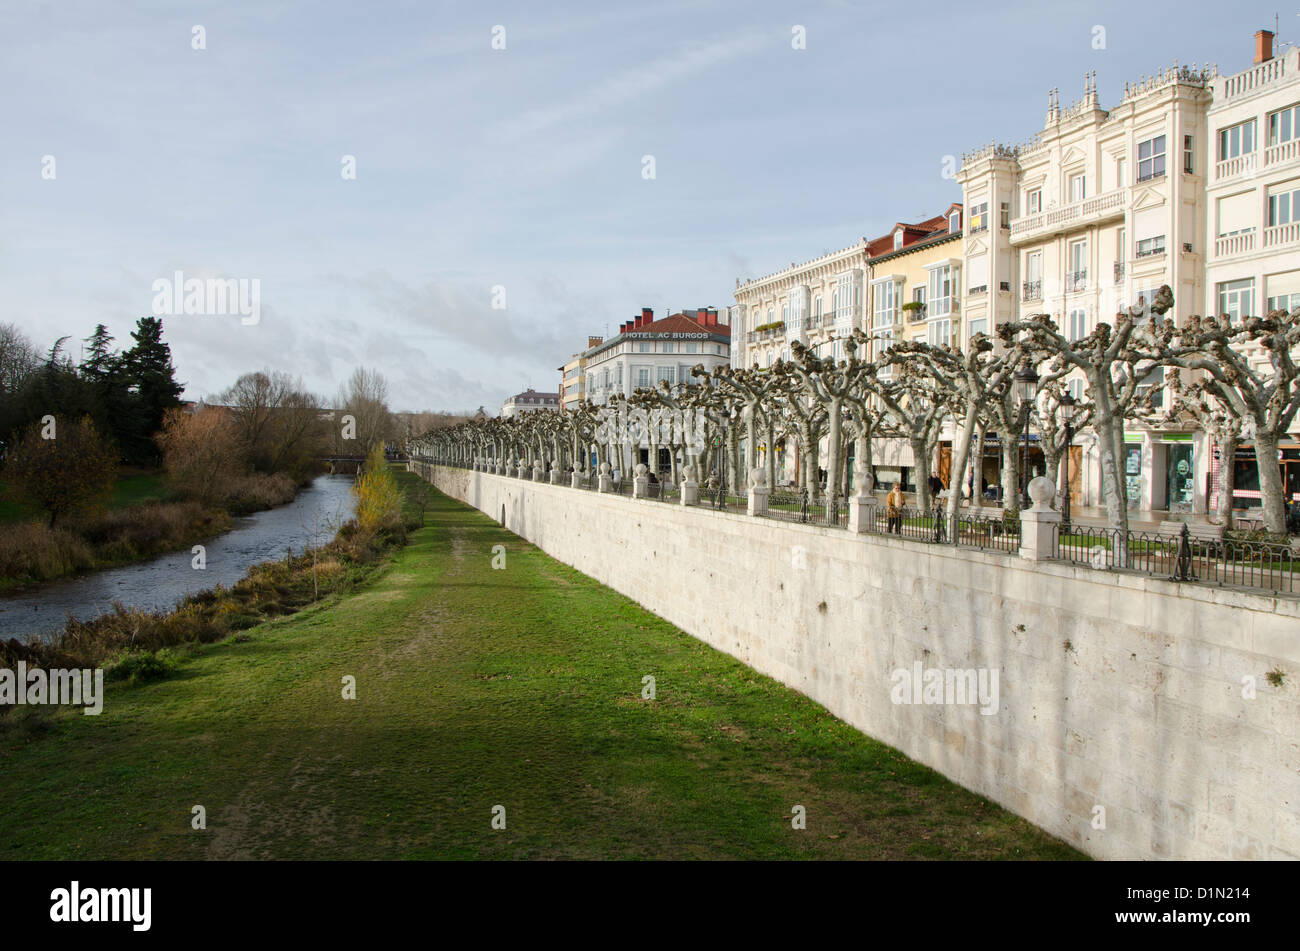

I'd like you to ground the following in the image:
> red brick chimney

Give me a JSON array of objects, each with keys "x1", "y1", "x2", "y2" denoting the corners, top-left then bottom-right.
[
  {"x1": 1255, "y1": 29, "x2": 1275, "y2": 65},
  {"x1": 587, "y1": 335, "x2": 603, "y2": 349}
]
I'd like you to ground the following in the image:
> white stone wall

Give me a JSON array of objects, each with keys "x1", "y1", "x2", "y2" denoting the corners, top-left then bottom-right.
[{"x1": 422, "y1": 464, "x2": 1300, "y2": 860}]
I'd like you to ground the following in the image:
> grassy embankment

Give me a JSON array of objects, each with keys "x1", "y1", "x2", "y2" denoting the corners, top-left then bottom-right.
[
  {"x1": 0, "y1": 468, "x2": 299, "y2": 590},
  {"x1": 0, "y1": 469, "x2": 1082, "y2": 860}
]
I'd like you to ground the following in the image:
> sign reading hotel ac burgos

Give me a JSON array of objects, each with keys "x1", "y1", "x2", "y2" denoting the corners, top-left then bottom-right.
[{"x1": 623, "y1": 331, "x2": 713, "y2": 339}]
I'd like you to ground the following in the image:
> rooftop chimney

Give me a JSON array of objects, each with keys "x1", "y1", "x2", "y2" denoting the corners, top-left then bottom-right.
[
  {"x1": 1255, "y1": 29, "x2": 1275, "y2": 65},
  {"x1": 587, "y1": 335, "x2": 603, "y2": 349}
]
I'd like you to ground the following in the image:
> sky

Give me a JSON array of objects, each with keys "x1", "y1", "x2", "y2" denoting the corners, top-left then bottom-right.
[{"x1": 0, "y1": 0, "x2": 1284, "y2": 412}]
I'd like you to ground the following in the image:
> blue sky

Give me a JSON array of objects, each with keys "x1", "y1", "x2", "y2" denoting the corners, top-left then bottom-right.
[{"x1": 0, "y1": 0, "x2": 1280, "y2": 411}]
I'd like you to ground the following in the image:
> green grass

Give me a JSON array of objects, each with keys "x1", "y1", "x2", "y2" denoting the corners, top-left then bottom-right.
[
  {"x1": 0, "y1": 469, "x2": 169, "y2": 523},
  {"x1": 0, "y1": 476, "x2": 1083, "y2": 860}
]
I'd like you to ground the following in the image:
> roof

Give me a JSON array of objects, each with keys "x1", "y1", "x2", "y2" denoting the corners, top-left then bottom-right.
[
  {"x1": 585, "y1": 312, "x2": 730, "y2": 357},
  {"x1": 865, "y1": 205, "x2": 963, "y2": 263},
  {"x1": 506, "y1": 388, "x2": 559, "y2": 403}
]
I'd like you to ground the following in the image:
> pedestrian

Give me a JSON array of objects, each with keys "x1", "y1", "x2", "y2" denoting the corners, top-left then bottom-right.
[{"x1": 887, "y1": 482, "x2": 904, "y2": 534}]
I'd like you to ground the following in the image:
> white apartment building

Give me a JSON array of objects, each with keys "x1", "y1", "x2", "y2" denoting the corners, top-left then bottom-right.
[
  {"x1": 1204, "y1": 33, "x2": 1300, "y2": 510},
  {"x1": 582, "y1": 307, "x2": 731, "y2": 472},
  {"x1": 732, "y1": 240, "x2": 870, "y2": 372}
]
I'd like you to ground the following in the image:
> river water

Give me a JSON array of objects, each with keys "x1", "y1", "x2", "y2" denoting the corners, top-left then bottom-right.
[{"x1": 0, "y1": 475, "x2": 357, "y2": 641}]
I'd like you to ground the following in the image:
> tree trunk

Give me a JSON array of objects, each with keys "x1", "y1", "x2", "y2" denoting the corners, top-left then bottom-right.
[
  {"x1": 1217, "y1": 432, "x2": 1236, "y2": 528},
  {"x1": 946, "y1": 402, "x2": 979, "y2": 543},
  {"x1": 826, "y1": 398, "x2": 843, "y2": 514},
  {"x1": 1254, "y1": 428, "x2": 1287, "y2": 534},
  {"x1": 1000, "y1": 433, "x2": 1020, "y2": 517},
  {"x1": 911, "y1": 435, "x2": 931, "y2": 511}
]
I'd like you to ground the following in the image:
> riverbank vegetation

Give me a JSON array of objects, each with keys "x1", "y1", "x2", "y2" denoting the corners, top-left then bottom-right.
[
  {"x1": 1, "y1": 451, "x2": 412, "y2": 674},
  {"x1": 0, "y1": 315, "x2": 407, "y2": 587}
]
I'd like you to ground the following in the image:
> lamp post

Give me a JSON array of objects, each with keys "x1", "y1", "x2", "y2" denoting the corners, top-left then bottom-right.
[
  {"x1": 1059, "y1": 392, "x2": 1077, "y2": 534},
  {"x1": 1014, "y1": 363, "x2": 1040, "y2": 508}
]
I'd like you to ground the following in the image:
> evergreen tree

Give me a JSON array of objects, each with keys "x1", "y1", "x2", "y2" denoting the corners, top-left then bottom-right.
[
  {"x1": 80, "y1": 324, "x2": 117, "y2": 382},
  {"x1": 122, "y1": 317, "x2": 184, "y2": 462}
]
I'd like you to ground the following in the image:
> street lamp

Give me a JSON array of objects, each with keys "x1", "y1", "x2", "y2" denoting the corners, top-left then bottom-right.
[
  {"x1": 1059, "y1": 392, "x2": 1077, "y2": 533},
  {"x1": 1014, "y1": 363, "x2": 1040, "y2": 507}
]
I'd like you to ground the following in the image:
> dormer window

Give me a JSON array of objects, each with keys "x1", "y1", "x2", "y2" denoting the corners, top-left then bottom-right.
[
  {"x1": 893, "y1": 230, "x2": 904, "y2": 250},
  {"x1": 949, "y1": 210, "x2": 961, "y2": 232}
]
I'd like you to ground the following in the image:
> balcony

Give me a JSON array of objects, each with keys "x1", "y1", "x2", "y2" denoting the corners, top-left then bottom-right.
[
  {"x1": 1214, "y1": 230, "x2": 1256, "y2": 258},
  {"x1": 1263, "y1": 221, "x2": 1300, "y2": 248},
  {"x1": 902, "y1": 304, "x2": 927, "y2": 323},
  {"x1": 1022, "y1": 280, "x2": 1042, "y2": 301},
  {"x1": 1264, "y1": 138, "x2": 1300, "y2": 169},
  {"x1": 967, "y1": 284, "x2": 988, "y2": 296},
  {"x1": 1066, "y1": 270, "x2": 1088, "y2": 293},
  {"x1": 1113, "y1": 261, "x2": 1125, "y2": 283},
  {"x1": 747, "y1": 331, "x2": 758, "y2": 343},
  {"x1": 1008, "y1": 187, "x2": 1126, "y2": 244},
  {"x1": 1215, "y1": 152, "x2": 1257, "y2": 181}
]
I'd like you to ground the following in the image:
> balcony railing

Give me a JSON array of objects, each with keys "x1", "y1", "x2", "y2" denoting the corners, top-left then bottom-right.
[
  {"x1": 1135, "y1": 169, "x2": 1166, "y2": 184},
  {"x1": 1008, "y1": 187, "x2": 1126, "y2": 242},
  {"x1": 1066, "y1": 270, "x2": 1088, "y2": 293},
  {"x1": 1022, "y1": 280, "x2": 1042, "y2": 301},
  {"x1": 1215, "y1": 152, "x2": 1257, "y2": 180},
  {"x1": 1214, "y1": 230, "x2": 1256, "y2": 257},
  {"x1": 1136, "y1": 239, "x2": 1167, "y2": 259},
  {"x1": 1263, "y1": 221, "x2": 1300, "y2": 248},
  {"x1": 747, "y1": 331, "x2": 758, "y2": 343},
  {"x1": 1265, "y1": 138, "x2": 1300, "y2": 168},
  {"x1": 967, "y1": 284, "x2": 988, "y2": 296},
  {"x1": 1113, "y1": 261, "x2": 1125, "y2": 283}
]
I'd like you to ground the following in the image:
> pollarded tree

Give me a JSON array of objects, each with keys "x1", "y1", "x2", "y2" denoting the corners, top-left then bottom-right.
[
  {"x1": 1000, "y1": 285, "x2": 1171, "y2": 535},
  {"x1": 1150, "y1": 305, "x2": 1300, "y2": 533}
]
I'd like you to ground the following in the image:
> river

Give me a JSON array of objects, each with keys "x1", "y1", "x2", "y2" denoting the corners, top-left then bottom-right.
[{"x1": 0, "y1": 474, "x2": 357, "y2": 641}]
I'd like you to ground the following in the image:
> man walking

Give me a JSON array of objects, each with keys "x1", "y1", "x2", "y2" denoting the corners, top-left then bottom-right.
[{"x1": 886, "y1": 482, "x2": 904, "y2": 534}]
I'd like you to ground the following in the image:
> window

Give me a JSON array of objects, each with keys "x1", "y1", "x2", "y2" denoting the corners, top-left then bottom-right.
[
  {"x1": 1184, "y1": 134, "x2": 1194, "y2": 174},
  {"x1": 1136, "y1": 235, "x2": 1166, "y2": 257},
  {"x1": 949, "y1": 209, "x2": 961, "y2": 232},
  {"x1": 781, "y1": 303, "x2": 789, "y2": 323},
  {"x1": 873, "y1": 279, "x2": 898, "y2": 328},
  {"x1": 662, "y1": 341, "x2": 675, "y2": 353},
  {"x1": 1116, "y1": 157, "x2": 1127, "y2": 188},
  {"x1": 1069, "y1": 173, "x2": 1085, "y2": 202},
  {"x1": 813, "y1": 296, "x2": 822, "y2": 319},
  {"x1": 639, "y1": 342, "x2": 651, "y2": 352},
  {"x1": 927, "y1": 319, "x2": 951, "y2": 347},
  {"x1": 1218, "y1": 191, "x2": 1257, "y2": 235},
  {"x1": 1268, "y1": 182, "x2": 1300, "y2": 225},
  {"x1": 1068, "y1": 308, "x2": 1088, "y2": 341},
  {"x1": 969, "y1": 202, "x2": 988, "y2": 232},
  {"x1": 1217, "y1": 278, "x2": 1255, "y2": 322},
  {"x1": 912, "y1": 285, "x2": 927, "y2": 315},
  {"x1": 656, "y1": 365, "x2": 675, "y2": 385},
  {"x1": 1068, "y1": 378, "x2": 1085, "y2": 401},
  {"x1": 767, "y1": 308, "x2": 774, "y2": 324},
  {"x1": 637, "y1": 367, "x2": 650, "y2": 388},
  {"x1": 1137, "y1": 135, "x2": 1166, "y2": 181},
  {"x1": 685, "y1": 342, "x2": 698, "y2": 353},
  {"x1": 1266, "y1": 291, "x2": 1300, "y2": 313},
  {"x1": 1026, "y1": 189, "x2": 1041, "y2": 214},
  {"x1": 1218, "y1": 120, "x2": 1256, "y2": 161},
  {"x1": 1068, "y1": 240, "x2": 1087, "y2": 289},
  {"x1": 1268, "y1": 103, "x2": 1300, "y2": 146},
  {"x1": 615, "y1": 365, "x2": 622, "y2": 387},
  {"x1": 1023, "y1": 251, "x2": 1043, "y2": 299},
  {"x1": 928, "y1": 265, "x2": 953, "y2": 316},
  {"x1": 835, "y1": 271, "x2": 859, "y2": 325},
  {"x1": 1000, "y1": 202, "x2": 1010, "y2": 229},
  {"x1": 967, "y1": 317, "x2": 987, "y2": 339},
  {"x1": 893, "y1": 230, "x2": 904, "y2": 250}
]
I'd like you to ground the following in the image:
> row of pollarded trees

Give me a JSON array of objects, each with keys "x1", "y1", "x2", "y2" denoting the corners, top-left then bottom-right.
[{"x1": 414, "y1": 288, "x2": 1300, "y2": 536}]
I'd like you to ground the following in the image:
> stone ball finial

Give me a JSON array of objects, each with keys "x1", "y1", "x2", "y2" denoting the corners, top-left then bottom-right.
[
  {"x1": 634, "y1": 463, "x2": 648, "y2": 477},
  {"x1": 749, "y1": 466, "x2": 767, "y2": 487},
  {"x1": 1027, "y1": 476, "x2": 1056, "y2": 510},
  {"x1": 599, "y1": 461, "x2": 611, "y2": 475},
  {"x1": 857, "y1": 470, "x2": 874, "y2": 494}
]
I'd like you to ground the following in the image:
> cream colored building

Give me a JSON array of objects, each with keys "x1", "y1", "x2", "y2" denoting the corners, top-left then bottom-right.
[{"x1": 957, "y1": 62, "x2": 1215, "y2": 513}]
